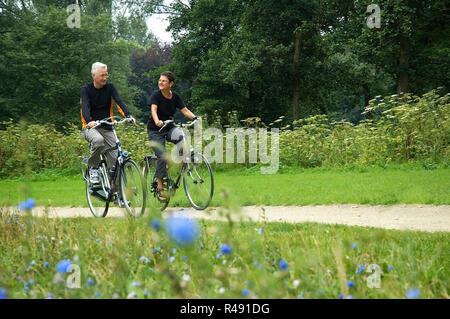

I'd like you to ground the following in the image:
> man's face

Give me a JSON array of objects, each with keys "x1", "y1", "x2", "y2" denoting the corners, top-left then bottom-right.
[{"x1": 93, "y1": 67, "x2": 108, "y2": 87}]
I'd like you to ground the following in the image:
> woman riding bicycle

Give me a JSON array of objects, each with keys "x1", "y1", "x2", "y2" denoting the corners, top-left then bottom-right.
[{"x1": 147, "y1": 71, "x2": 200, "y2": 201}]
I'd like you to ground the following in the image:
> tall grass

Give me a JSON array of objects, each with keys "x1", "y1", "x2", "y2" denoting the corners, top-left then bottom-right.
[{"x1": 0, "y1": 204, "x2": 448, "y2": 299}]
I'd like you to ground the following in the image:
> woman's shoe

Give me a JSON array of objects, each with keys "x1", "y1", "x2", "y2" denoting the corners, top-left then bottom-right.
[{"x1": 157, "y1": 188, "x2": 167, "y2": 201}]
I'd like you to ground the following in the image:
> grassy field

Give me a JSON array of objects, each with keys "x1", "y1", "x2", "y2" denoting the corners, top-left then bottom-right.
[
  {"x1": 0, "y1": 204, "x2": 448, "y2": 299},
  {"x1": 1, "y1": 166, "x2": 449, "y2": 207}
]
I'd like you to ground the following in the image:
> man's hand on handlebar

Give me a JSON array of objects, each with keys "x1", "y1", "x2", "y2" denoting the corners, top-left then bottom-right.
[{"x1": 87, "y1": 121, "x2": 97, "y2": 128}]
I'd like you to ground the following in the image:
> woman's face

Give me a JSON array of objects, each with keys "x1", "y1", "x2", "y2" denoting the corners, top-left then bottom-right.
[{"x1": 158, "y1": 76, "x2": 172, "y2": 91}]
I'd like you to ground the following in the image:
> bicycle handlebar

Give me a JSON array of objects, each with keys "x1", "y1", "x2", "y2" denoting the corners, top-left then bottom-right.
[
  {"x1": 158, "y1": 118, "x2": 200, "y2": 132},
  {"x1": 92, "y1": 116, "x2": 134, "y2": 129}
]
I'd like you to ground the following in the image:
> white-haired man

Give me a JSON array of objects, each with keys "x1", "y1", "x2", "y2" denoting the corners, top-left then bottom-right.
[{"x1": 80, "y1": 62, "x2": 136, "y2": 205}]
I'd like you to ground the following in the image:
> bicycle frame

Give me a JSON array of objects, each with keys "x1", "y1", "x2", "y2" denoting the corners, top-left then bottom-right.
[{"x1": 83, "y1": 116, "x2": 132, "y2": 202}]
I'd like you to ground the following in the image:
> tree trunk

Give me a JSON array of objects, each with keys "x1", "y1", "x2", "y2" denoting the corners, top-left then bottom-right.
[
  {"x1": 292, "y1": 28, "x2": 302, "y2": 121},
  {"x1": 397, "y1": 35, "x2": 410, "y2": 94}
]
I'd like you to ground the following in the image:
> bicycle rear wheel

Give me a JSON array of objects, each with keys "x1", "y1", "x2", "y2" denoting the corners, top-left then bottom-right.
[
  {"x1": 85, "y1": 167, "x2": 110, "y2": 218},
  {"x1": 143, "y1": 156, "x2": 169, "y2": 211},
  {"x1": 120, "y1": 159, "x2": 146, "y2": 217},
  {"x1": 183, "y1": 152, "x2": 214, "y2": 210}
]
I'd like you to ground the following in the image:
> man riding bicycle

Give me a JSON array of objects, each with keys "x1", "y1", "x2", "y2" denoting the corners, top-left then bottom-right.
[{"x1": 80, "y1": 62, "x2": 136, "y2": 205}]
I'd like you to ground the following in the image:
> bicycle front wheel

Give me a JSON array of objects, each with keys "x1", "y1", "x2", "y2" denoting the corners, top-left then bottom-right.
[
  {"x1": 120, "y1": 160, "x2": 146, "y2": 217},
  {"x1": 85, "y1": 167, "x2": 109, "y2": 218},
  {"x1": 183, "y1": 152, "x2": 214, "y2": 210}
]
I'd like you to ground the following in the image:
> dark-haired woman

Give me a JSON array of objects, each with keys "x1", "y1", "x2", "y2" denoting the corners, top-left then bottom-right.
[{"x1": 147, "y1": 71, "x2": 200, "y2": 201}]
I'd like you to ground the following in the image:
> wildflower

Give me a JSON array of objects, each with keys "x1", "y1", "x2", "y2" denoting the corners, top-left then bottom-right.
[
  {"x1": 150, "y1": 219, "x2": 160, "y2": 232},
  {"x1": 148, "y1": 268, "x2": 153, "y2": 272},
  {"x1": 95, "y1": 292, "x2": 102, "y2": 298},
  {"x1": 182, "y1": 256, "x2": 187, "y2": 261},
  {"x1": 28, "y1": 260, "x2": 36, "y2": 267},
  {"x1": 172, "y1": 248, "x2": 177, "y2": 254},
  {"x1": 279, "y1": 259, "x2": 288, "y2": 270},
  {"x1": 338, "y1": 293, "x2": 344, "y2": 299},
  {"x1": 139, "y1": 256, "x2": 147, "y2": 263},
  {"x1": 220, "y1": 244, "x2": 232, "y2": 255},
  {"x1": 153, "y1": 248, "x2": 158, "y2": 253},
  {"x1": 88, "y1": 279, "x2": 95, "y2": 286},
  {"x1": 132, "y1": 282, "x2": 141, "y2": 287},
  {"x1": 56, "y1": 259, "x2": 72, "y2": 273},
  {"x1": 297, "y1": 295, "x2": 304, "y2": 299},
  {"x1": 25, "y1": 198, "x2": 35, "y2": 210},
  {"x1": 46, "y1": 293, "x2": 53, "y2": 299},
  {"x1": 242, "y1": 289, "x2": 249, "y2": 297},
  {"x1": 218, "y1": 287, "x2": 225, "y2": 294},
  {"x1": 258, "y1": 228, "x2": 264, "y2": 234},
  {"x1": 0, "y1": 288, "x2": 8, "y2": 299},
  {"x1": 127, "y1": 292, "x2": 137, "y2": 299},
  {"x1": 388, "y1": 265, "x2": 393, "y2": 271},
  {"x1": 169, "y1": 256, "x2": 175, "y2": 263},
  {"x1": 347, "y1": 281, "x2": 355, "y2": 288},
  {"x1": 356, "y1": 264, "x2": 366, "y2": 274},
  {"x1": 165, "y1": 215, "x2": 200, "y2": 247},
  {"x1": 345, "y1": 295, "x2": 354, "y2": 299},
  {"x1": 18, "y1": 202, "x2": 27, "y2": 211},
  {"x1": 182, "y1": 275, "x2": 191, "y2": 282},
  {"x1": 351, "y1": 243, "x2": 357, "y2": 249},
  {"x1": 143, "y1": 289, "x2": 151, "y2": 297},
  {"x1": 406, "y1": 288, "x2": 420, "y2": 299}
]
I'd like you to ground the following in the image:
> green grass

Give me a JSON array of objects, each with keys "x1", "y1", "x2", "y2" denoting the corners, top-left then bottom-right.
[
  {"x1": 0, "y1": 166, "x2": 449, "y2": 207},
  {"x1": 0, "y1": 207, "x2": 448, "y2": 299}
]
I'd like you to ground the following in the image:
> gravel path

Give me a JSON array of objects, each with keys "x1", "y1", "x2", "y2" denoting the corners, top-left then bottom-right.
[{"x1": 8, "y1": 204, "x2": 450, "y2": 233}]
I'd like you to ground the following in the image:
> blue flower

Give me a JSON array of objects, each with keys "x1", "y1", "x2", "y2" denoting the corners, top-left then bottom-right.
[
  {"x1": 338, "y1": 293, "x2": 344, "y2": 299},
  {"x1": 0, "y1": 288, "x2": 8, "y2": 299},
  {"x1": 56, "y1": 259, "x2": 72, "y2": 273},
  {"x1": 169, "y1": 256, "x2": 175, "y2": 263},
  {"x1": 388, "y1": 265, "x2": 393, "y2": 271},
  {"x1": 165, "y1": 216, "x2": 200, "y2": 246},
  {"x1": 351, "y1": 243, "x2": 357, "y2": 249},
  {"x1": 406, "y1": 288, "x2": 420, "y2": 299},
  {"x1": 242, "y1": 289, "x2": 249, "y2": 297},
  {"x1": 347, "y1": 281, "x2": 355, "y2": 288},
  {"x1": 150, "y1": 219, "x2": 160, "y2": 232},
  {"x1": 139, "y1": 256, "x2": 147, "y2": 263},
  {"x1": 279, "y1": 259, "x2": 288, "y2": 270},
  {"x1": 132, "y1": 282, "x2": 141, "y2": 287},
  {"x1": 18, "y1": 201, "x2": 27, "y2": 211},
  {"x1": 172, "y1": 248, "x2": 177, "y2": 254},
  {"x1": 148, "y1": 268, "x2": 153, "y2": 272},
  {"x1": 95, "y1": 292, "x2": 101, "y2": 298},
  {"x1": 182, "y1": 255, "x2": 187, "y2": 261},
  {"x1": 88, "y1": 279, "x2": 95, "y2": 286},
  {"x1": 25, "y1": 198, "x2": 35, "y2": 210},
  {"x1": 356, "y1": 264, "x2": 366, "y2": 274},
  {"x1": 258, "y1": 228, "x2": 264, "y2": 234},
  {"x1": 29, "y1": 260, "x2": 36, "y2": 267},
  {"x1": 46, "y1": 293, "x2": 53, "y2": 299},
  {"x1": 153, "y1": 248, "x2": 158, "y2": 253},
  {"x1": 220, "y1": 244, "x2": 232, "y2": 255},
  {"x1": 297, "y1": 295, "x2": 304, "y2": 299},
  {"x1": 27, "y1": 280, "x2": 35, "y2": 286}
]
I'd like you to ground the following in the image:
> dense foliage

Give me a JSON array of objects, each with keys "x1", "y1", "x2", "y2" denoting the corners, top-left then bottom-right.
[{"x1": 0, "y1": 89, "x2": 447, "y2": 178}]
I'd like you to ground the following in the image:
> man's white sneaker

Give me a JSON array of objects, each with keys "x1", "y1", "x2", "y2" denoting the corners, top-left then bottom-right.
[{"x1": 89, "y1": 168, "x2": 100, "y2": 184}]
